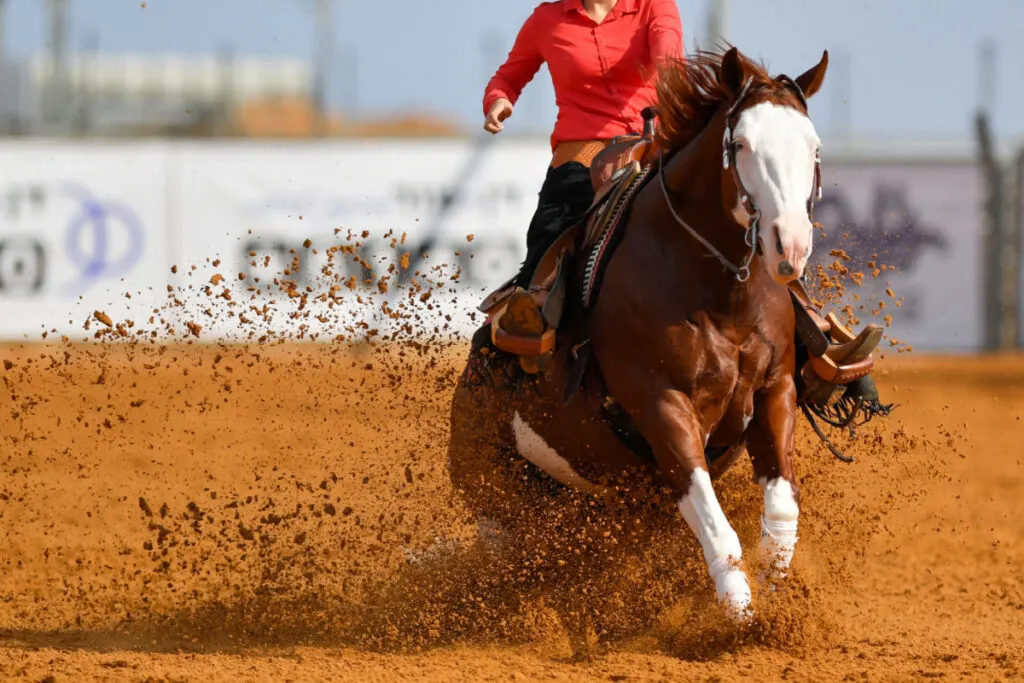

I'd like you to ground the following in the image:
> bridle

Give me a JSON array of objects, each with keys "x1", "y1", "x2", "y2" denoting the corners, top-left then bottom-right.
[{"x1": 657, "y1": 75, "x2": 824, "y2": 282}]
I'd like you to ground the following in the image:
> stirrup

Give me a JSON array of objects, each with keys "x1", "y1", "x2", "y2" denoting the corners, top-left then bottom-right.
[
  {"x1": 798, "y1": 313, "x2": 883, "y2": 408},
  {"x1": 489, "y1": 289, "x2": 555, "y2": 374},
  {"x1": 809, "y1": 323, "x2": 883, "y2": 384}
]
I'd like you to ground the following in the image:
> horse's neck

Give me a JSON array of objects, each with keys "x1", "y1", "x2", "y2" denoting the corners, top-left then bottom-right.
[{"x1": 659, "y1": 126, "x2": 755, "y2": 293}]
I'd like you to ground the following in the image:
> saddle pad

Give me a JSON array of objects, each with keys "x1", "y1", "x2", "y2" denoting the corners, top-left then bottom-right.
[{"x1": 580, "y1": 163, "x2": 655, "y2": 309}]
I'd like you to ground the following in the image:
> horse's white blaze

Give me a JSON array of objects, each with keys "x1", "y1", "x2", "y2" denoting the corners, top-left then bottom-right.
[
  {"x1": 733, "y1": 101, "x2": 820, "y2": 282},
  {"x1": 759, "y1": 476, "x2": 799, "y2": 575},
  {"x1": 677, "y1": 469, "x2": 752, "y2": 617},
  {"x1": 510, "y1": 411, "x2": 608, "y2": 496}
]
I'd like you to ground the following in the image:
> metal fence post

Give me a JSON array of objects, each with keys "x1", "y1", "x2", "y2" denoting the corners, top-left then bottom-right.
[
  {"x1": 975, "y1": 112, "x2": 1003, "y2": 351},
  {"x1": 1011, "y1": 146, "x2": 1024, "y2": 349}
]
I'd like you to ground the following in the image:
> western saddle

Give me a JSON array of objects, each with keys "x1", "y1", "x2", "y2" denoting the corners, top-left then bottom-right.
[{"x1": 476, "y1": 107, "x2": 882, "y2": 410}]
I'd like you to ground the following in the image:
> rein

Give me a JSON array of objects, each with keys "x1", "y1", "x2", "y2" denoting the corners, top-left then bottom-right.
[
  {"x1": 655, "y1": 75, "x2": 823, "y2": 282},
  {"x1": 657, "y1": 148, "x2": 758, "y2": 282}
]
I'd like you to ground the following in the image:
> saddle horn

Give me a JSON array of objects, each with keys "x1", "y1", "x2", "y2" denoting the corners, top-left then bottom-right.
[{"x1": 641, "y1": 106, "x2": 659, "y2": 139}]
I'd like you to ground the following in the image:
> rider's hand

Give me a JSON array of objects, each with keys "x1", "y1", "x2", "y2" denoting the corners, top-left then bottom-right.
[{"x1": 484, "y1": 98, "x2": 514, "y2": 134}]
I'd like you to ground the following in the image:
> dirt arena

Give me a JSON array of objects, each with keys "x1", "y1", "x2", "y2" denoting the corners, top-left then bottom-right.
[
  {"x1": 0, "y1": 332, "x2": 1020, "y2": 681},
  {"x1": 0, "y1": 232, "x2": 1015, "y2": 681}
]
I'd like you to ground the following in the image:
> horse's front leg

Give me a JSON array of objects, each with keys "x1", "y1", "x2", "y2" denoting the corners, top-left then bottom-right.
[
  {"x1": 632, "y1": 389, "x2": 752, "y2": 618},
  {"x1": 747, "y1": 375, "x2": 800, "y2": 581}
]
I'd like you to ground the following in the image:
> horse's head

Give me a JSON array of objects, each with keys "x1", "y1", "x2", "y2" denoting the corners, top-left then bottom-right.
[{"x1": 719, "y1": 47, "x2": 828, "y2": 285}]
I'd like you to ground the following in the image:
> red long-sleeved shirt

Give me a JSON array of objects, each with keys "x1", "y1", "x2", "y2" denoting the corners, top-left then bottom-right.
[{"x1": 483, "y1": 0, "x2": 684, "y2": 152}]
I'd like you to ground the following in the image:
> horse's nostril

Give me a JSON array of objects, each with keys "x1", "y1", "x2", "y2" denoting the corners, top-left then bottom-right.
[
  {"x1": 775, "y1": 230, "x2": 784, "y2": 255},
  {"x1": 778, "y1": 260, "x2": 795, "y2": 277}
]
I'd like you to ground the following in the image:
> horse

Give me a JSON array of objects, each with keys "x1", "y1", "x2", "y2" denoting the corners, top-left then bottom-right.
[{"x1": 446, "y1": 46, "x2": 867, "y2": 652}]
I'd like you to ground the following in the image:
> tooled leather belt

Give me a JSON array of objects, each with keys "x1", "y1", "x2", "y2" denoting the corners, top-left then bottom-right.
[{"x1": 551, "y1": 139, "x2": 613, "y2": 169}]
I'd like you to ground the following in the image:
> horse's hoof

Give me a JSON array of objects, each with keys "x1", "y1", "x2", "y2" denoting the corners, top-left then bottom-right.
[
  {"x1": 401, "y1": 535, "x2": 461, "y2": 566},
  {"x1": 711, "y1": 557, "x2": 752, "y2": 593},
  {"x1": 719, "y1": 589, "x2": 755, "y2": 623},
  {"x1": 722, "y1": 594, "x2": 753, "y2": 619},
  {"x1": 757, "y1": 565, "x2": 789, "y2": 591},
  {"x1": 713, "y1": 564, "x2": 753, "y2": 621}
]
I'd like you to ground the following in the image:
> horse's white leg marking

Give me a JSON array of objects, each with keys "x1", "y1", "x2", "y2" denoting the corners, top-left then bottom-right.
[
  {"x1": 759, "y1": 476, "x2": 799, "y2": 576},
  {"x1": 511, "y1": 411, "x2": 608, "y2": 497},
  {"x1": 677, "y1": 469, "x2": 752, "y2": 617}
]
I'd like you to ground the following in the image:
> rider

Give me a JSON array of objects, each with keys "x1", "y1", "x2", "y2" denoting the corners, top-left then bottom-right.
[
  {"x1": 482, "y1": 0, "x2": 884, "y2": 407},
  {"x1": 483, "y1": 0, "x2": 682, "y2": 303}
]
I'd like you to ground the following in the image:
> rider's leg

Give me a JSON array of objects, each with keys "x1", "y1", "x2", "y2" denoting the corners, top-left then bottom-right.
[
  {"x1": 514, "y1": 161, "x2": 595, "y2": 289},
  {"x1": 502, "y1": 161, "x2": 595, "y2": 342}
]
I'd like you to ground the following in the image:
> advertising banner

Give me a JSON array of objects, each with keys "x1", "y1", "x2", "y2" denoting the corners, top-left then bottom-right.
[
  {"x1": 0, "y1": 141, "x2": 169, "y2": 340},
  {"x1": 171, "y1": 139, "x2": 550, "y2": 340},
  {"x1": 0, "y1": 139, "x2": 989, "y2": 350}
]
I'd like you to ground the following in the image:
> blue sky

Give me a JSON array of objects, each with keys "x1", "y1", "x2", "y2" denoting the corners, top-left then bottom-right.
[{"x1": 4, "y1": 0, "x2": 1023, "y2": 141}]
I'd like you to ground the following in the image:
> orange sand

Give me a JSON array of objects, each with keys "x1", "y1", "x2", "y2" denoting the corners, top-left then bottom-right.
[{"x1": 0, "y1": 342, "x2": 1021, "y2": 681}]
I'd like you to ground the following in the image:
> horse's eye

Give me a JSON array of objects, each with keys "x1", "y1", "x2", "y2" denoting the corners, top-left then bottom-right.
[{"x1": 734, "y1": 141, "x2": 744, "y2": 152}]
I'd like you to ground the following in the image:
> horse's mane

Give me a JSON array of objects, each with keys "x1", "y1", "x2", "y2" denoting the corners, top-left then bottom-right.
[{"x1": 655, "y1": 48, "x2": 775, "y2": 155}]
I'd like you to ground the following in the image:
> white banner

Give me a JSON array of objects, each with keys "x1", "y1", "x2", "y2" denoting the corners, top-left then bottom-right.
[
  {"x1": 0, "y1": 139, "x2": 989, "y2": 350},
  {"x1": 0, "y1": 141, "x2": 169, "y2": 340},
  {"x1": 171, "y1": 139, "x2": 549, "y2": 341}
]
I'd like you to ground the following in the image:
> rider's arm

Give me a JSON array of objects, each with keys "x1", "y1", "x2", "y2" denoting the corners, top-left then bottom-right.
[
  {"x1": 647, "y1": 0, "x2": 685, "y2": 63},
  {"x1": 482, "y1": 7, "x2": 545, "y2": 116}
]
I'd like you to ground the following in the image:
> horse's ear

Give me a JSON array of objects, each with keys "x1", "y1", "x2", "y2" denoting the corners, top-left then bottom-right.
[
  {"x1": 795, "y1": 50, "x2": 829, "y2": 99},
  {"x1": 721, "y1": 47, "x2": 746, "y2": 94}
]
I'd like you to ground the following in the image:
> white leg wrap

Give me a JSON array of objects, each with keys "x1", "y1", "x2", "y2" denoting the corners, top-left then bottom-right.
[
  {"x1": 759, "y1": 477, "x2": 799, "y2": 576},
  {"x1": 678, "y1": 469, "x2": 752, "y2": 618}
]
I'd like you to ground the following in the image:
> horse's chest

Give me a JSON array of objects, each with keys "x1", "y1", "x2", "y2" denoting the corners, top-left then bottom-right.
[{"x1": 681, "y1": 326, "x2": 773, "y2": 437}]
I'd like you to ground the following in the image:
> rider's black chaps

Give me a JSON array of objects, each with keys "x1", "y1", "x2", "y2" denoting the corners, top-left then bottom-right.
[{"x1": 515, "y1": 161, "x2": 595, "y2": 288}]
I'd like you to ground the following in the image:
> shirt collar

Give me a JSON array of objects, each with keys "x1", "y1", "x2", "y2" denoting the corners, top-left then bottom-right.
[{"x1": 563, "y1": 0, "x2": 639, "y2": 16}]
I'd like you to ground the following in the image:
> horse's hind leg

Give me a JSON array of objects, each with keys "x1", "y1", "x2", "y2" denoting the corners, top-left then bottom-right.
[
  {"x1": 747, "y1": 376, "x2": 801, "y2": 581},
  {"x1": 446, "y1": 330, "x2": 525, "y2": 552}
]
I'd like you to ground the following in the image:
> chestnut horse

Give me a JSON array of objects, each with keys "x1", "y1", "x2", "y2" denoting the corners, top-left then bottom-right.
[{"x1": 448, "y1": 47, "x2": 834, "y2": 637}]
